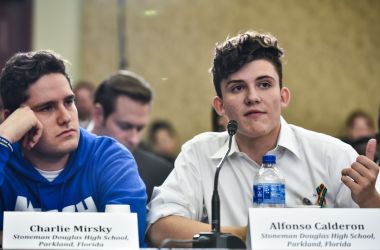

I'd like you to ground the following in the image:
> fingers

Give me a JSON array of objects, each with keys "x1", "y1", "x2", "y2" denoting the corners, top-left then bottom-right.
[
  {"x1": 341, "y1": 174, "x2": 358, "y2": 192},
  {"x1": 23, "y1": 120, "x2": 43, "y2": 150},
  {"x1": 354, "y1": 158, "x2": 378, "y2": 177},
  {"x1": 28, "y1": 120, "x2": 43, "y2": 149},
  {"x1": 342, "y1": 167, "x2": 373, "y2": 205},
  {"x1": 342, "y1": 139, "x2": 380, "y2": 208},
  {"x1": 342, "y1": 167, "x2": 360, "y2": 183},
  {"x1": 343, "y1": 159, "x2": 379, "y2": 190},
  {"x1": 342, "y1": 164, "x2": 376, "y2": 187},
  {"x1": 0, "y1": 106, "x2": 39, "y2": 143},
  {"x1": 0, "y1": 106, "x2": 43, "y2": 148},
  {"x1": 365, "y1": 138, "x2": 377, "y2": 161}
]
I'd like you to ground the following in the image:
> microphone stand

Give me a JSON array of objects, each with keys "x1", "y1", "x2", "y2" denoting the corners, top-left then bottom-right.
[{"x1": 193, "y1": 120, "x2": 246, "y2": 248}]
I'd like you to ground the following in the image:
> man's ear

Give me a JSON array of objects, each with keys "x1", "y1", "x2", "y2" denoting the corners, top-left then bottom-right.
[
  {"x1": 212, "y1": 96, "x2": 225, "y2": 116},
  {"x1": 280, "y1": 87, "x2": 291, "y2": 108},
  {"x1": 93, "y1": 103, "x2": 104, "y2": 126}
]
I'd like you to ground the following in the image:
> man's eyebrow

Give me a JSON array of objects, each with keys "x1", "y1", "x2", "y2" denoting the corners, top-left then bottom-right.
[
  {"x1": 64, "y1": 94, "x2": 75, "y2": 101},
  {"x1": 225, "y1": 75, "x2": 275, "y2": 86},
  {"x1": 31, "y1": 94, "x2": 75, "y2": 111},
  {"x1": 31, "y1": 101, "x2": 55, "y2": 111},
  {"x1": 225, "y1": 79, "x2": 244, "y2": 86},
  {"x1": 256, "y1": 75, "x2": 275, "y2": 81}
]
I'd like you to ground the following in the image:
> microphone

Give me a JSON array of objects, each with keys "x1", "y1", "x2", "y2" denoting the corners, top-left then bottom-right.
[
  {"x1": 212, "y1": 120, "x2": 237, "y2": 232},
  {"x1": 193, "y1": 120, "x2": 246, "y2": 248}
]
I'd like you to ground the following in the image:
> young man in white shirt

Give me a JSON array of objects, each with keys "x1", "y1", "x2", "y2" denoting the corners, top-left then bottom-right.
[{"x1": 146, "y1": 31, "x2": 380, "y2": 246}]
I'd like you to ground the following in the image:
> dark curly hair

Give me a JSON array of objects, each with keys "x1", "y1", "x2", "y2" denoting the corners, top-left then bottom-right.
[
  {"x1": 211, "y1": 31, "x2": 284, "y2": 98},
  {"x1": 0, "y1": 50, "x2": 71, "y2": 113}
]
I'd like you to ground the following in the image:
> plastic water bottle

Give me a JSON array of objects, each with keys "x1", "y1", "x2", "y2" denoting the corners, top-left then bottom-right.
[{"x1": 253, "y1": 154, "x2": 285, "y2": 207}]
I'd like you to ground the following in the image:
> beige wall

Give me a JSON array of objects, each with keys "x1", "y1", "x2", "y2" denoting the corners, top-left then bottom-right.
[
  {"x1": 33, "y1": 0, "x2": 82, "y2": 82},
  {"x1": 80, "y1": 0, "x2": 380, "y2": 144}
]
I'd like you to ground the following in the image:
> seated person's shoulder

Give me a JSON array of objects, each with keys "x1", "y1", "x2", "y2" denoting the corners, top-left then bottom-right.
[
  {"x1": 83, "y1": 129, "x2": 124, "y2": 148},
  {"x1": 289, "y1": 124, "x2": 356, "y2": 153},
  {"x1": 79, "y1": 129, "x2": 134, "y2": 162},
  {"x1": 182, "y1": 131, "x2": 228, "y2": 149},
  {"x1": 134, "y1": 147, "x2": 172, "y2": 170}
]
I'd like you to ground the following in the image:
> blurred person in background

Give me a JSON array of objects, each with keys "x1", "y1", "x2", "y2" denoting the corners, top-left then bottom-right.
[
  {"x1": 147, "y1": 119, "x2": 179, "y2": 164},
  {"x1": 91, "y1": 71, "x2": 173, "y2": 201},
  {"x1": 343, "y1": 110, "x2": 376, "y2": 155},
  {"x1": 345, "y1": 109, "x2": 376, "y2": 142},
  {"x1": 73, "y1": 81, "x2": 94, "y2": 129}
]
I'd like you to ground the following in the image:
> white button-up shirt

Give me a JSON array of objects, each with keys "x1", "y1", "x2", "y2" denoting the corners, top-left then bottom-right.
[{"x1": 147, "y1": 117, "x2": 359, "y2": 228}]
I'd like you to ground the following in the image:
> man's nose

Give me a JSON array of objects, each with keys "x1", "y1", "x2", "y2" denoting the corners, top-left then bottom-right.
[
  {"x1": 127, "y1": 128, "x2": 141, "y2": 147},
  {"x1": 57, "y1": 106, "x2": 71, "y2": 125},
  {"x1": 245, "y1": 87, "x2": 261, "y2": 105}
]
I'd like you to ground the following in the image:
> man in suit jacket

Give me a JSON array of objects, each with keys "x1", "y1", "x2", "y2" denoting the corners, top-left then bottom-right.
[{"x1": 91, "y1": 70, "x2": 173, "y2": 201}]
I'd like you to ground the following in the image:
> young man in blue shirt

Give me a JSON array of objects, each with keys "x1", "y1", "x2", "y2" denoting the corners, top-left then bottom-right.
[{"x1": 0, "y1": 50, "x2": 147, "y2": 246}]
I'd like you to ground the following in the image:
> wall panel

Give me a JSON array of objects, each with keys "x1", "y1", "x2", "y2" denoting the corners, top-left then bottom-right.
[{"x1": 81, "y1": 0, "x2": 380, "y2": 144}]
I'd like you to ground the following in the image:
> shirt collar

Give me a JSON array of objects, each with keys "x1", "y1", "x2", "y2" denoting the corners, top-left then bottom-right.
[
  {"x1": 211, "y1": 132, "x2": 240, "y2": 159},
  {"x1": 210, "y1": 117, "x2": 301, "y2": 160},
  {"x1": 277, "y1": 116, "x2": 301, "y2": 159}
]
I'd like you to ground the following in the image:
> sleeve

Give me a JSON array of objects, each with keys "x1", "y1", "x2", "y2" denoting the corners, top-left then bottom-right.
[
  {"x1": 95, "y1": 141, "x2": 147, "y2": 247},
  {"x1": 147, "y1": 141, "x2": 204, "y2": 228},
  {"x1": 0, "y1": 144, "x2": 12, "y2": 231},
  {"x1": 0, "y1": 145, "x2": 12, "y2": 186}
]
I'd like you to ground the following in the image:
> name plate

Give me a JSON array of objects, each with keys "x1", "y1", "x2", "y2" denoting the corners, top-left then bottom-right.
[
  {"x1": 3, "y1": 211, "x2": 139, "y2": 249},
  {"x1": 249, "y1": 208, "x2": 380, "y2": 250}
]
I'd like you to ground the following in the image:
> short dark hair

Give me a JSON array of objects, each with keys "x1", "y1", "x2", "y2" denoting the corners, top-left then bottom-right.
[
  {"x1": 94, "y1": 70, "x2": 152, "y2": 120},
  {"x1": 211, "y1": 31, "x2": 284, "y2": 98},
  {"x1": 148, "y1": 119, "x2": 176, "y2": 145},
  {"x1": 0, "y1": 50, "x2": 71, "y2": 113},
  {"x1": 74, "y1": 80, "x2": 95, "y2": 94},
  {"x1": 345, "y1": 110, "x2": 374, "y2": 130}
]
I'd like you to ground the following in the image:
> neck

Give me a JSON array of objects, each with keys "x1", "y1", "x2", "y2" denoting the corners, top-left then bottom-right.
[
  {"x1": 235, "y1": 125, "x2": 281, "y2": 164},
  {"x1": 23, "y1": 150, "x2": 70, "y2": 171},
  {"x1": 91, "y1": 126, "x2": 100, "y2": 135},
  {"x1": 91, "y1": 122, "x2": 104, "y2": 135},
  {"x1": 79, "y1": 113, "x2": 91, "y2": 121}
]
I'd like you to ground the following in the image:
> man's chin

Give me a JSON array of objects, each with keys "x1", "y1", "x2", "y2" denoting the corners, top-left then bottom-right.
[
  {"x1": 52, "y1": 140, "x2": 78, "y2": 153},
  {"x1": 47, "y1": 145, "x2": 77, "y2": 159},
  {"x1": 237, "y1": 126, "x2": 269, "y2": 138},
  {"x1": 49, "y1": 138, "x2": 79, "y2": 156},
  {"x1": 25, "y1": 145, "x2": 77, "y2": 160}
]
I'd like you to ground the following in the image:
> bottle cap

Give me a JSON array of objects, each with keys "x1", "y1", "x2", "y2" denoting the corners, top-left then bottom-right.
[{"x1": 262, "y1": 154, "x2": 276, "y2": 164}]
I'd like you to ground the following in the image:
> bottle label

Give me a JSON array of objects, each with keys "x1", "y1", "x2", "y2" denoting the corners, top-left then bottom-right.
[{"x1": 253, "y1": 183, "x2": 285, "y2": 204}]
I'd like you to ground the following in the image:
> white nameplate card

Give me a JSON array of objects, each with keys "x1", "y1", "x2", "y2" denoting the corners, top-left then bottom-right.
[
  {"x1": 3, "y1": 211, "x2": 139, "y2": 249},
  {"x1": 249, "y1": 208, "x2": 380, "y2": 250}
]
